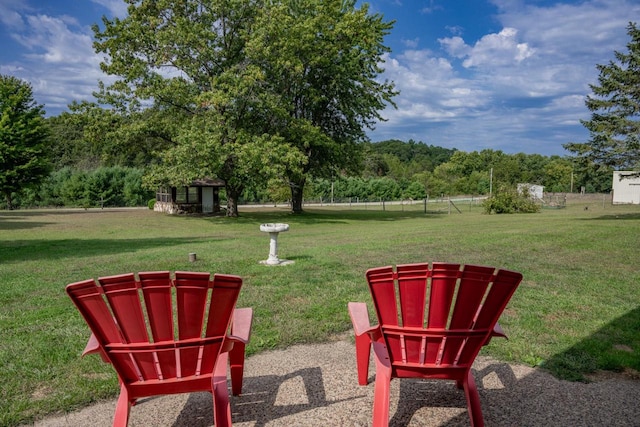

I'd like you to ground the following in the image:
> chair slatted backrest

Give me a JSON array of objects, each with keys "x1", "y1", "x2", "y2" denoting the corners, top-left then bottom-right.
[
  {"x1": 67, "y1": 271, "x2": 242, "y2": 385},
  {"x1": 366, "y1": 263, "x2": 522, "y2": 370}
]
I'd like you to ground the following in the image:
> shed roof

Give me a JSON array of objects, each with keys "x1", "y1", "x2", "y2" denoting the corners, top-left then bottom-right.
[{"x1": 189, "y1": 178, "x2": 225, "y2": 187}]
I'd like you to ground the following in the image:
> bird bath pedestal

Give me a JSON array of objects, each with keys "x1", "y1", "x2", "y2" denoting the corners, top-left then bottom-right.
[{"x1": 259, "y1": 223, "x2": 293, "y2": 266}]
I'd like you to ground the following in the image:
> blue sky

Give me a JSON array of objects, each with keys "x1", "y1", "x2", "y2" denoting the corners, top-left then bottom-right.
[{"x1": 1, "y1": 0, "x2": 639, "y2": 156}]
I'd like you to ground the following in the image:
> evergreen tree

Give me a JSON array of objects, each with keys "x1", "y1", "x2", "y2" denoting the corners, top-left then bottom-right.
[
  {"x1": 564, "y1": 22, "x2": 640, "y2": 170},
  {"x1": 0, "y1": 75, "x2": 49, "y2": 209}
]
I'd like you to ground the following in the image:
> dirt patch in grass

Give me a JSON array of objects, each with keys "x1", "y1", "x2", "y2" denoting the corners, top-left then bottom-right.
[
  {"x1": 31, "y1": 386, "x2": 54, "y2": 401},
  {"x1": 585, "y1": 367, "x2": 640, "y2": 382},
  {"x1": 82, "y1": 373, "x2": 112, "y2": 380},
  {"x1": 613, "y1": 344, "x2": 634, "y2": 352}
]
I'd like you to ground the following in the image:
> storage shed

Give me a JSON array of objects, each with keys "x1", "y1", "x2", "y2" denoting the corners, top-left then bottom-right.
[
  {"x1": 155, "y1": 178, "x2": 225, "y2": 214},
  {"x1": 612, "y1": 171, "x2": 640, "y2": 205}
]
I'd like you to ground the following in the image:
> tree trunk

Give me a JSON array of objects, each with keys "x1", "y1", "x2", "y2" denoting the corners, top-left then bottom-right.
[
  {"x1": 225, "y1": 185, "x2": 242, "y2": 217},
  {"x1": 4, "y1": 193, "x2": 13, "y2": 210},
  {"x1": 290, "y1": 178, "x2": 305, "y2": 214}
]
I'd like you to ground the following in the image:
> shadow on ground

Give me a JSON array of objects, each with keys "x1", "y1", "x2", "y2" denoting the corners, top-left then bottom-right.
[
  {"x1": 581, "y1": 212, "x2": 640, "y2": 220},
  {"x1": 0, "y1": 237, "x2": 216, "y2": 262},
  {"x1": 541, "y1": 306, "x2": 640, "y2": 381},
  {"x1": 34, "y1": 339, "x2": 640, "y2": 426},
  {"x1": 173, "y1": 367, "x2": 361, "y2": 427}
]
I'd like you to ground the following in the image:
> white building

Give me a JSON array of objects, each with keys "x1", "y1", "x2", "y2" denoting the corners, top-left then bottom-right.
[
  {"x1": 612, "y1": 171, "x2": 640, "y2": 204},
  {"x1": 517, "y1": 183, "x2": 544, "y2": 200}
]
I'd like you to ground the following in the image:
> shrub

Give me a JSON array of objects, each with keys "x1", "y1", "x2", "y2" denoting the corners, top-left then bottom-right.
[
  {"x1": 403, "y1": 181, "x2": 426, "y2": 200},
  {"x1": 148, "y1": 198, "x2": 156, "y2": 210},
  {"x1": 483, "y1": 186, "x2": 541, "y2": 214}
]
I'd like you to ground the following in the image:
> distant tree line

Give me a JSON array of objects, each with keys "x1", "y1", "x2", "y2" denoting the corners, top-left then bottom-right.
[
  {"x1": 0, "y1": 97, "x2": 615, "y2": 210},
  {"x1": 1, "y1": 107, "x2": 616, "y2": 209}
]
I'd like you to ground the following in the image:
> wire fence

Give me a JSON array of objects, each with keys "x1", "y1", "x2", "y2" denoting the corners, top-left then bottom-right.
[
  {"x1": 240, "y1": 193, "x2": 614, "y2": 212},
  {"x1": 299, "y1": 195, "x2": 490, "y2": 213}
]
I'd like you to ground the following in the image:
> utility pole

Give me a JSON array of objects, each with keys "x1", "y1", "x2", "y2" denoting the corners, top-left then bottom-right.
[
  {"x1": 331, "y1": 181, "x2": 334, "y2": 204},
  {"x1": 570, "y1": 172, "x2": 574, "y2": 193},
  {"x1": 489, "y1": 168, "x2": 493, "y2": 196}
]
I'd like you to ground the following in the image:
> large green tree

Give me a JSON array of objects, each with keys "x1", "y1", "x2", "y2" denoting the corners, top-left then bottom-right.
[
  {"x1": 93, "y1": 0, "x2": 293, "y2": 216},
  {"x1": 564, "y1": 22, "x2": 640, "y2": 170},
  {"x1": 247, "y1": 0, "x2": 397, "y2": 213},
  {"x1": 93, "y1": 0, "x2": 395, "y2": 216},
  {"x1": 0, "y1": 75, "x2": 49, "y2": 209}
]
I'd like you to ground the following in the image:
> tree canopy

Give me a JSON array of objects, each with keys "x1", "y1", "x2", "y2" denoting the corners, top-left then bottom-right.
[
  {"x1": 93, "y1": 0, "x2": 277, "y2": 215},
  {"x1": 244, "y1": 0, "x2": 397, "y2": 212},
  {"x1": 0, "y1": 74, "x2": 49, "y2": 209},
  {"x1": 564, "y1": 22, "x2": 640, "y2": 171},
  {"x1": 92, "y1": 0, "x2": 396, "y2": 216}
]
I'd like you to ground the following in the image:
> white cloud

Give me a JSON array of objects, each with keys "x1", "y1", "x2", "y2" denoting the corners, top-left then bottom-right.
[
  {"x1": 2, "y1": 7, "x2": 112, "y2": 113},
  {"x1": 493, "y1": 0, "x2": 638, "y2": 57},
  {"x1": 421, "y1": 0, "x2": 443, "y2": 14},
  {"x1": 0, "y1": 0, "x2": 33, "y2": 30},
  {"x1": 401, "y1": 37, "x2": 420, "y2": 49},
  {"x1": 15, "y1": 15, "x2": 96, "y2": 65},
  {"x1": 381, "y1": 50, "x2": 490, "y2": 117},
  {"x1": 90, "y1": 0, "x2": 129, "y2": 18},
  {"x1": 372, "y1": 0, "x2": 640, "y2": 154},
  {"x1": 438, "y1": 36, "x2": 469, "y2": 58},
  {"x1": 440, "y1": 28, "x2": 535, "y2": 68},
  {"x1": 445, "y1": 25, "x2": 464, "y2": 37}
]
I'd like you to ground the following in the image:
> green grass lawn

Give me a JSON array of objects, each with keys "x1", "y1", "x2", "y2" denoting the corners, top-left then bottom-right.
[{"x1": 1, "y1": 198, "x2": 639, "y2": 425}]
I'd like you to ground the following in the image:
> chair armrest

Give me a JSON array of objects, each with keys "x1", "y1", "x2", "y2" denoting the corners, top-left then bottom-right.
[
  {"x1": 349, "y1": 302, "x2": 381, "y2": 385},
  {"x1": 348, "y1": 302, "x2": 380, "y2": 340},
  {"x1": 82, "y1": 333, "x2": 110, "y2": 362},
  {"x1": 483, "y1": 322, "x2": 508, "y2": 346},
  {"x1": 226, "y1": 307, "x2": 253, "y2": 396},
  {"x1": 82, "y1": 333, "x2": 101, "y2": 356},
  {"x1": 228, "y1": 307, "x2": 253, "y2": 344},
  {"x1": 372, "y1": 341, "x2": 392, "y2": 372},
  {"x1": 492, "y1": 322, "x2": 507, "y2": 339}
]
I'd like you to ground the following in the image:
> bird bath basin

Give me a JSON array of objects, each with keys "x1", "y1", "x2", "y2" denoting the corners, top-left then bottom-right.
[{"x1": 259, "y1": 223, "x2": 293, "y2": 266}]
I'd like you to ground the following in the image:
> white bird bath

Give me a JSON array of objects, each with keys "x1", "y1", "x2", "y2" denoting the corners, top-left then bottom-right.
[{"x1": 259, "y1": 223, "x2": 293, "y2": 266}]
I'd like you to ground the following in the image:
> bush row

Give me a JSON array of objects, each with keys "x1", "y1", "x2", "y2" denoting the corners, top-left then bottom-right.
[{"x1": 7, "y1": 167, "x2": 154, "y2": 209}]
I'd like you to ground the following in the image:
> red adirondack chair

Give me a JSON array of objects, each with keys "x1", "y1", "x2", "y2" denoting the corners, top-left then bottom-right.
[
  {"x1": 66, "y1": 271, "x2": 253, "y2": 427},
  {"x1": 348, "y1": 263, "x2": 522, "y2": 427}
]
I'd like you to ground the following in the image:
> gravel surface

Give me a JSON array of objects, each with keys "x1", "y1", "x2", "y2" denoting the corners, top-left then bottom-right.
[{"x1": 30, "y1": 338, "x2": 640, "y2": 426}]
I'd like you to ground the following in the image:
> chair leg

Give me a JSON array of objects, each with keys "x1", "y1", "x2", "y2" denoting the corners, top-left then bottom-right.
[
  {"x1": 212, "y1": 352, "x2": 232, "y2": 427},
  {"x1": 462, "y1": 370, "x2": 485, "y2": 427},
  {"x1": 112, "y1": 382, "x2": 131, "y2": 427},
  {"x1": 372, "y1": 342, "x2": 392, "y2": 427},
  {"x1": 229, "y1": 341, "x2": 246, "y2": 396},
  {"x1": 355, "y1": 332, "x2": 372, "y2": 385}
]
